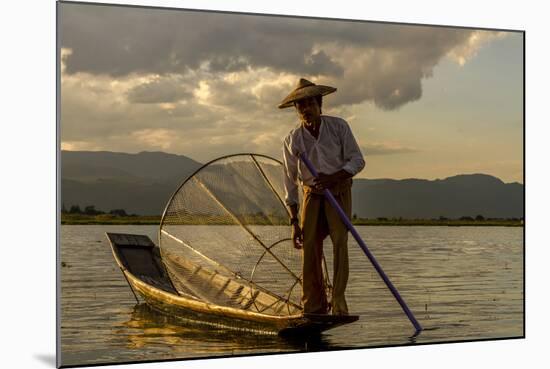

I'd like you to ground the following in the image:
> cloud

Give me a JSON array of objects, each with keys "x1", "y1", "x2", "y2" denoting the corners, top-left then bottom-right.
[
  {"x1": 126, "y1": 75, "x2": 193, "y2": 104},
  {"x1": 59, "y1": 4, "x2": 344, "y2": 78},
  {"x1": 58, "y1": 3, "x2": 509, "y2": 162},
  {"x1": 360, "y1": 142, "x2": 421, "y2": 156},
  {"x1": 446, "y1": 31, "x2": 508, "y2": 66},
  {"x1": 60, "y1": 3, "x2": 505, "y2": 110},
  {"x1": 201, "y1": 77, "x2": 259, "y2": 110},
  {"x1": 305, "y1": 50, "x2": 344, "y2": 77},
  {"x1": 61, "y1": 140, "x2": 104, "y2": 151},
  {"x1": 60, "y1": 57, "x2": 294, "y2": 160},
  {"x1": 130, "y1": 128, "x2": 177, "y2": 150}
]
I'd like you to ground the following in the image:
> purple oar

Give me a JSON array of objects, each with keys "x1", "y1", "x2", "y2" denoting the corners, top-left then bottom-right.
[{"x1": 299, "y1": 152, "x2": 423, "y2": 335}]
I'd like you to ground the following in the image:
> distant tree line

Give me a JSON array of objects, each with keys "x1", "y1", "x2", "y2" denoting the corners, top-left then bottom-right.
[
  {"x1": 61, "y1": 203, "x2": 136, "y2": 217},
  {"x1": 352, "y1": 214, "x2": 523, "y2": 222},
  {"x1": 437, "y1": 215, "x2": 523, "y2": 221}
]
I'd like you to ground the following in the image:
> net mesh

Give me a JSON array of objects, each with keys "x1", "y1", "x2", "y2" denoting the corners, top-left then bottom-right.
[{"x1": 159, "y1": 154, "x2": 331, "y2": 317}]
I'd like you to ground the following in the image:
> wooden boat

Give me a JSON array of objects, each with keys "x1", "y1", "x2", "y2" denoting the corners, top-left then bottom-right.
[{"x1": 106, "y1": 232, "x2": 359, "y2": 336}]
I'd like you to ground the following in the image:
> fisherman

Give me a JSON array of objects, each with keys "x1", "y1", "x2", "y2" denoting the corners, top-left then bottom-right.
[{"x1": 279, "y1": 78, "x2": 365, "y2": 316}]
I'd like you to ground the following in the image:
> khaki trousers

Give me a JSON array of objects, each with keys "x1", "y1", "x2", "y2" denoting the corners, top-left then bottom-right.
[{"x1": 300, "y1": 179, "x2": 351, "y2": 315}]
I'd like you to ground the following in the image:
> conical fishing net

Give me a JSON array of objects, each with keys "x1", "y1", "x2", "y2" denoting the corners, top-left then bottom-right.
[{"x1": 159, "y1": 154, "x2": 332, "y2": 317}]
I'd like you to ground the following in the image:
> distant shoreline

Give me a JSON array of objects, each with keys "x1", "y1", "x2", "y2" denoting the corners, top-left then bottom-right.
[{"x1": 61, "y1": 214, "x2": 523, "y2": 226}]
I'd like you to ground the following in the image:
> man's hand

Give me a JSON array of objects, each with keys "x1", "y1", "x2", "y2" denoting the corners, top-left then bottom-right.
[
  {"x1": 313, "y1": 172, "x2": 338, "y2": 190},
  {"x1": 288, "y1": 204, "x2": 302, "y2": 249},
  {"x1": 313, "y1": 169, "x2": 352, "y2": 191},
  {"x1": 291, "y1": 223, "x2": 303, "y2": 249}
]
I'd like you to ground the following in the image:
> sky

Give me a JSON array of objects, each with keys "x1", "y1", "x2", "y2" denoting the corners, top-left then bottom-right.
[{"x1": 59, "y1": 2, "x2": 524, "y2": 183}]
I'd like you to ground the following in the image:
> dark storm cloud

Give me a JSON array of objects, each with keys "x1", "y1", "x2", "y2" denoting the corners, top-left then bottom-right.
[
  {"x1": 306, "y1": 50, "x2": 344, "y2": 76},
  {"x1": 59, "y1": 3, "x2": 345, "y2": 77},
  {"x1": 329, "y1": 57, "x2": 425, "y2": 110},
  {"x1": 60, "y1": 2, "x2": 485, "y2": 110}
]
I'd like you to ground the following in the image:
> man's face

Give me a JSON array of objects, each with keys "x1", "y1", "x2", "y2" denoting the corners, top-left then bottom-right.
[{"x1": 294, "y1": 96, "x2": 321, "y2": 124}]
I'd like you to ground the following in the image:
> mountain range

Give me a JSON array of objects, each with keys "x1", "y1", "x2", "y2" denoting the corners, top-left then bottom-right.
[{"x1": 61, "y1": 150, "x2": 523, "y2": 218}]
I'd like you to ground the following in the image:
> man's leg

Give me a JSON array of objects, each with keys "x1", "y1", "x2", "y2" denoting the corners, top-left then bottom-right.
[
  {"x1": 324, "y1": 186, "x2": 352, "y2": 315},
  {"x1": 301, "y1": 191, "x2": 329, "y2": 314}
]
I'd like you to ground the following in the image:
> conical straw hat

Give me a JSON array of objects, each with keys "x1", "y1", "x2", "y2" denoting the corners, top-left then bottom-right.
[{"x1": 278, "y1": 78, "x2": 337, "y2": 109}]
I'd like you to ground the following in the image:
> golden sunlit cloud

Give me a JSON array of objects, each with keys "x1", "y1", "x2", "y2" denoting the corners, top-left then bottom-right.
[
  {"x1": 60, "y1": 48, "x2": 72, "y2": 75},
  {"x1": 61, "y1": 140, "x2": 104, "y2": 151},
  {"x1": 446, "y1": 31, "x2": 508, "y2": 66},
  {"x1": 361, "y1": 142, "x2": 421, "y2": 156},
  {"x1": 130, "y1": 129, "x2": 177, "y2": 151}
]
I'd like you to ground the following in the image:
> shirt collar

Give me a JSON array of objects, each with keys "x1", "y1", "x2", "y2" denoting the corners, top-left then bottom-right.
[{"x1": 300, "y1": 115, "x2": 324, "y2": 140}]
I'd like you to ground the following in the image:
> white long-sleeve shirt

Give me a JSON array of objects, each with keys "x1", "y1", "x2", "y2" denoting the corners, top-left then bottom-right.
[{"x1": 282, "y1": 115, "x2": 365, "y2": 206}]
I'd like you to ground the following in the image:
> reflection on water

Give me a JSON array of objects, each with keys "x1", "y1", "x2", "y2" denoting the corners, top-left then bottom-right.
[
  {"x1": 122, "y1": 303, "x2": 338, "y2": 354},
  {"x1": 60, "y1": 225, "x2": 523, "y2": 366}
]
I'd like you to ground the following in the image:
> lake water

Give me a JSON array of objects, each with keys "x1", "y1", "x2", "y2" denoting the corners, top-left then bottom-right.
[{"x1": 59, "y1": 225, "x2": 523, "y2": 366}]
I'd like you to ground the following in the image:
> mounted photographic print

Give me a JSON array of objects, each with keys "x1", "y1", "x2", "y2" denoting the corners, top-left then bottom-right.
[{"x1": 57, "y1": 1, "x2": 524, "y2": 367}]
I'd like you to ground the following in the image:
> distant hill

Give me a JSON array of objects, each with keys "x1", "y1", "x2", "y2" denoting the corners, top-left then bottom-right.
[
  {"x1": 62, "y1": 150, "x2": 201, "y2": 183},
  {"x1": 351, "y1": 174, "x2": 523, "y2": 219},
  {"x1": 61, "y1": 151, "x2": 202, "y2": 215},
  {"x1": 61, "y1": 150, "x2": 523, "y2": 218}
]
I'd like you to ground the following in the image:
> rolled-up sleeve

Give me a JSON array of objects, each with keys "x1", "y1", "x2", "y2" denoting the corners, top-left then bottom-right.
[
  {"x1": 282, "y1": 136, "x2": 299, "y2": 207},
  {"x1": 341, "y1": 121, "x2": 366, "y2": 176}
]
